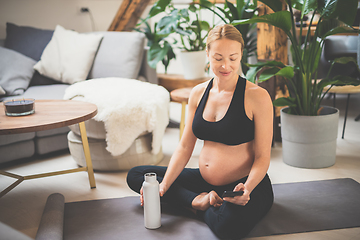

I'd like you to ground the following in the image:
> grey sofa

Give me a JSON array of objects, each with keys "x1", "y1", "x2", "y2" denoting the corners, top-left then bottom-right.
[{"x1": 0, "y1": 23, "x2": 158, "y2": 165}]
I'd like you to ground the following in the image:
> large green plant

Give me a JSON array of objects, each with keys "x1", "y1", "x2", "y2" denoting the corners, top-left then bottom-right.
[
  {"x1": 135, "y1": 0, "x2": 213, "y2": 73},
  {"x1": 233, "y1": 0, "x2": 360, "y2": 116}
]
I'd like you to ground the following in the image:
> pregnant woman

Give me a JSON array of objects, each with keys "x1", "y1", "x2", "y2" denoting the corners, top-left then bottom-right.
[{"x1": 127, "y1": 24, "x2": 274, "y2": 239}]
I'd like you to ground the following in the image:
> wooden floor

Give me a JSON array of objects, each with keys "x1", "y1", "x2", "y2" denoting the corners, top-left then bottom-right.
[{"x1": 0, "y1": 93, "x2": 360, "y2": 240}]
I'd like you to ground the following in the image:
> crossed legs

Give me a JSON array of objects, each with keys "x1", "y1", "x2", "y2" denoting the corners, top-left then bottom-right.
[{"x1": 127, "y1": 165, "x2": 273, "y2": 239}]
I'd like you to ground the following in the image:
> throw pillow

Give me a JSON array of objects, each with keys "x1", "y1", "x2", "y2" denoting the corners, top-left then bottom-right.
[
  {"x1": 0, "y1": 47, "x2": 36, "y2": 96},
  {"x1": 4, "y1": 23, "x2": 58, "y2": 86},
  {"x1": 0, "y1": 86, "x2": 5, "y2": 95},
  {"x1": 4, "y1": 22, "x2": 54, "y2": 61},
  {"x1": 88, "y1": 31, "x2": 145, "y2": 79},
  {"x1": 29, "y1": 71, "x2": 64, "y2": 86},
  {"x1": 33, "y1": 25, "x2": 103, "y2": 84}
]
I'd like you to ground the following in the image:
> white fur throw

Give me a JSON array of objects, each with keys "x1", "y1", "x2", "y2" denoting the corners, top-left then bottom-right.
[{"x1": 64, "y1": 78, "x2": 170, "y2": 156}]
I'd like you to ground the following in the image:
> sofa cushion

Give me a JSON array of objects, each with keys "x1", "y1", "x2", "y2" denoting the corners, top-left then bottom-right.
[
  {"x1": 34, "y1": 25, "x2": 103, "y2": 84},
  {"x1": 3, "y1": 22, "x2": 61, "y2": 86},
  {"x1": 0, "y1": 86, "x2": 5, "y2": 95},
  {"x1": 30, "y1": 71, "x2": 64, "y2": 87},
  {"x1": 0, "y1": 47, "x2": 36, "y2": 96},
  {"x1": 89, "y1": 31, "x2": 145, "y2": 79},
  {"x1": 1, "y1": 84, "x2": 70, "y2": 101},
  {"x1": 4, "y1": 22, "x2": 53, "y2": 61},
  {"x1": 0, "y1": 140, "x2": 35, "y2": 164},
  {"x1": 35, "y1": 134, "x2": 69, "y2": 155},
  {"x1": 36, "y1": 127, "x2": 70, "y2": 137},
  {"x1": 0, "y1": 132, "x2": 35, "y2": 146}
]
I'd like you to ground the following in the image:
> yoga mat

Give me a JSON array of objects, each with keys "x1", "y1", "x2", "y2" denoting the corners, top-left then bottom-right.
[
  {"x1": 247, "y1": 178, "x2": 360, "y2": 237},
  {"x1": 48, "y1": 178, "x2": 360, "y2": 239},
  {"x1": 63, "y1": 197, "x2": 217, "y2": 240},
  {"x1": 36, "y1": 193, "x2": 64, "y2": 240}
]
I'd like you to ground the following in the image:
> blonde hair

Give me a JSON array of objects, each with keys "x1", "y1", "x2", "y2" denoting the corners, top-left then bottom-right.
[{"x1": 206, "y1": 24, "x2": 244, "y2": 51}]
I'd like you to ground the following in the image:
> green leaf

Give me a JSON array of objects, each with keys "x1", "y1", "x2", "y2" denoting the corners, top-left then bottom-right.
[
  {"x1": 148, "y1": 0, "x2": 171, "y2": 17},
  {"x1": 175, "y1": 28, "x2": 191, "y2": 36},
  {"x1": 331, "y1": 75, "x2": 360, "y2": 86},
  {"x1": 332, "y1": 57, "x2": 358, "y2": 65},
  {"x1": 232, "y1": 11, "x2": 292, "y2": 34},
  {"x1": 291, "y1": 0, "x2": 304, "y2": 11},
  {"x1": 199, "y1": 20, "x2": 210, "y2": 32},
  {"x1": 180, "y1": 8, "x2": 189, "y2": 18},
  {"x1": 245, "y1": 66, "x2": 259, "y2": 83},
  {"x1": 258, "y1": 66, "x2": 294, "y2": 82},
  {"x1": 147, "y1": 42, "x2": 169, "y2": 68},
  {"x1": 273, "y1": 97, "x2": 297, "y2": 107},
  {"x1": 226, "y1": 1, "x2": 239, "y2": 20},
  {"x1": 188, "y1": 4, "x2": 197, "y2": 13},
  {"x1": 302, "y1": 39, "x2": 321, "y2": 74},
  {"x1": 162, "y1": 42, "x2": 176, "y2": 73},
  {"x1": 199, "y1": 0, "x2": 214, "y2": 9},
  {"x1": 332, "y1": 0, "x2": 358, "y2": 26},
  {"x1": 157, "y1": 11, "x2": 179, "y2": 35},
  {"x1": 321, "y1": 25, "x2": 359, "y2": 39},
  {"x1": 317, "y1": 0, "x2": 337, "y2": 18},
  {"x1": 301, "y1": 0, "x2": 318, "y2": 17},
  {"x1": 258, "y1": 67, "x2": 279, "y2": 82},
  {"x1": 275, "y1": 66, "x2": 295, "y2": 79}
]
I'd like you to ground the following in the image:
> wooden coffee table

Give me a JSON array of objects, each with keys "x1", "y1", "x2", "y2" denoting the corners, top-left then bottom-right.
[{"x1": 0, "y1": 100, "x2": 98, "y2": 198}]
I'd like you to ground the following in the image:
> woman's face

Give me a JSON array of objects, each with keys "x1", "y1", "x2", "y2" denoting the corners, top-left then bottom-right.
[{"x1": 207, "y1": 38, "x2": 242, "y2": 80}]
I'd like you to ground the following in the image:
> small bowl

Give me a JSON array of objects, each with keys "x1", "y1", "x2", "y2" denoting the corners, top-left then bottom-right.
[{"x1": 3, "y1": 98, "x2": 35, "y2": 116}]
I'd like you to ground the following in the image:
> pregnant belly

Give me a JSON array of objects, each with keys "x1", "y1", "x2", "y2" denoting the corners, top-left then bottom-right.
[{"x1": 199, "y1": 141, "x2": 253, "y2": 186}]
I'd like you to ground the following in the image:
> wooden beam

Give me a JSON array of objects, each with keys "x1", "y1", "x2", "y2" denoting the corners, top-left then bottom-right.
[
  {"x1": 257, "y1": 2, "x2": 287, "y2": 63},
  {"x1": 108, "y1": 0, "x2": 152, "y2": 32}
]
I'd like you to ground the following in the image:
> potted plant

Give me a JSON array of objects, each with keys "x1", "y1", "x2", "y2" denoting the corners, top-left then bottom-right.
[
  {"x1": 135, "y1": 0, "x2": 214, "y2": 79},
  {"x1": 233, "y1": 0, "x2": 360, "y2": 168}
]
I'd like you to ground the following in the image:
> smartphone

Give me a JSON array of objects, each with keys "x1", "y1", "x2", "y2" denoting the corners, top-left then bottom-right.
[{"x1": 222, "y1": 190, "x2": 244, "y2": 198}]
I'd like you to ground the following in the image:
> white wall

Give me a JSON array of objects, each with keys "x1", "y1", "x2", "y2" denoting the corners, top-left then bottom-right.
[{"x1": 0, "y1": 0, "x2": 127, "y2": 39}]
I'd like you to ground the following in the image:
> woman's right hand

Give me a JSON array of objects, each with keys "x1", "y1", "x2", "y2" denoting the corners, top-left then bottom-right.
[
  {"x1": 159, "y1": 182, "x2": 167, "y2": 197},
  {"x1": 139, "y1": 182, "x2": 168, "y2": 206}
]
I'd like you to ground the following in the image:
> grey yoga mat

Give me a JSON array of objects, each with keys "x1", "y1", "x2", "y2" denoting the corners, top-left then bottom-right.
[
  {"x1": 38, "y1": 178, "x2": 360, "y2": 239},
  {"x1": 35, "y1": 193, "x2": 64, "y2": 240}
]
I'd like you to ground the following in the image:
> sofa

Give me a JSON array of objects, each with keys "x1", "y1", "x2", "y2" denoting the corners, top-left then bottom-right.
[{"x1": 0, "y1": 23, "x2": 166, "y2": 168}]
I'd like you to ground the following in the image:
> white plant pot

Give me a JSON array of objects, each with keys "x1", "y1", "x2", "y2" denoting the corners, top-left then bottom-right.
[
  {"x1": 179, "y1": 50, "x2": 206, "y2": 80},
  {"x1": 280, "y1": 106, "x2": 339, "y2": 168}
]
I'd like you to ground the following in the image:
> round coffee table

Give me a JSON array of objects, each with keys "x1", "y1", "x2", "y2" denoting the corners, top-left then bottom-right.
[{"x1": 0, "y1": 99, "x2": 98, "y2": 197}]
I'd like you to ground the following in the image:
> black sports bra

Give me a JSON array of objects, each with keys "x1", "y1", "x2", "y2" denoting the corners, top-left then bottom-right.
[{"x1": 192, "y1": 76, "x2": 254, "y2": 145}]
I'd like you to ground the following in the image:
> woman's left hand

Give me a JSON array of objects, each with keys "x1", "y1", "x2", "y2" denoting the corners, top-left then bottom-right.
[{"x1": 223, "y1": 183, "x2": 250, "y2": 206}]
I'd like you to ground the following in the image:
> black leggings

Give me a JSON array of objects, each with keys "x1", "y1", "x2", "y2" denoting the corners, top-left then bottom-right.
[{"x1": 127, "y1": 166, "x2": 273, "y2": 239}]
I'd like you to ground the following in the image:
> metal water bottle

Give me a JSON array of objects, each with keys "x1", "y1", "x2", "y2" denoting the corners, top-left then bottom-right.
[{"x1": 143, "y1": 172, "x2": 161, "y2": 229}]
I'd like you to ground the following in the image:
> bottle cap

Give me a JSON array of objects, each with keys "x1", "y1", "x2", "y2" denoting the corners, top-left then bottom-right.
[{"x1": 144, "y1": 172, "x2": 157, "y2": 182}]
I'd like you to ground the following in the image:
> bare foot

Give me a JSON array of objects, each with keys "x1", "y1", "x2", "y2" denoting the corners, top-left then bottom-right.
[
  {"x1": 191, "y1": 191, "x2": 223, "y2": 211},
  {"x1": 209, "y1": 191, "x2": 223, "y2": 208}
]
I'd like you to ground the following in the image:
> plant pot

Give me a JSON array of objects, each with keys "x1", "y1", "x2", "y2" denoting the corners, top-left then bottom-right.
[
  {"x1": 280, "y1": 106, "x2": 339, "y2": 168},
  {"x1": 179, "y1": 50, "x2": 206, "y2": 80}
]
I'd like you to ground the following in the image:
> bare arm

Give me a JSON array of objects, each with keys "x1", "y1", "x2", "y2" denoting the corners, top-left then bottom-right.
[
  {"x1": 159, "y1": 84, "x2": 205, "y2": 195},
  {"x1": 244, "y1": 86, "x2": 273, "y2": 193},
  {"x1": 224, "y1": 85, "x2": 273, "y2": 205}
]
